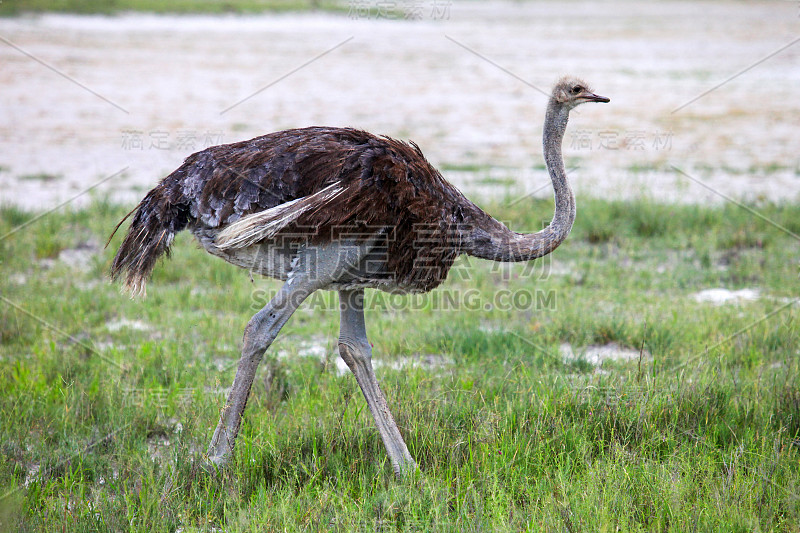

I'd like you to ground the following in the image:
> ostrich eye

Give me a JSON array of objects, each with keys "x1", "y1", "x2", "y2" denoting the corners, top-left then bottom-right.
[{"x1": 571, "y1": 86, "x2": 582, "y2": 95}]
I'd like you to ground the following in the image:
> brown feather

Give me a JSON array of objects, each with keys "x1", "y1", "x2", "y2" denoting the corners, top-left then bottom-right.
[{"x1": 110, "y1": 127, "x2": 494, "y2": 294}]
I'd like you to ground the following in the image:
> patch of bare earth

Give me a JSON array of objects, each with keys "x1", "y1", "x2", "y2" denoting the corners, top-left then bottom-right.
[
  {"x1": 561, "y1": 342, "x2": 649, "y2": 373},
  {"x1": 0, "y1": 1, "x2": 797, "y2": 210}
]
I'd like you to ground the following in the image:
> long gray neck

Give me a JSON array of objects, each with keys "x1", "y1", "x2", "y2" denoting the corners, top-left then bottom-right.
[{"x1": 460, "y1": 99, "x2": 576, "y2": 262}]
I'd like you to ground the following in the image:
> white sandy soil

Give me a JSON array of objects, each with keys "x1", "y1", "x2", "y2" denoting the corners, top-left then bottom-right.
[{"x1": 1, "y1": 1, "x2": 799, "y2": 210}]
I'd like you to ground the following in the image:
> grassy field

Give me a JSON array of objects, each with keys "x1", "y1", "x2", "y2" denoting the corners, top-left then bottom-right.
[
  {"x1": 0, "y1": 193, "x2": 799, "y2": 531},
  {"x1": 0, "y1": 0, "x2": 345, "y2": 16}
]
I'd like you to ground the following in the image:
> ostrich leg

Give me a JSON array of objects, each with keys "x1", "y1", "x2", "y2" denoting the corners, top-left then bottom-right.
[
  {"x1": 207, "y1": 239, "x2": 380, "y2": 468},
  {"x1": 338, "y1": 289, "x2": 416, "y2": 477},
  {"x1": 206, "y1": 277, "x2": 314, "y2": 468}
]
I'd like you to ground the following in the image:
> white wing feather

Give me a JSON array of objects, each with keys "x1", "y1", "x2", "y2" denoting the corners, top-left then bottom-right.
[{"x1": 215, "y1": 182, "x2": 344, "y2": 250}]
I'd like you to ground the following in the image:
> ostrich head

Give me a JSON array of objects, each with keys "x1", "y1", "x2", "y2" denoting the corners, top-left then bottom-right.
[{"x1": 551, "y1": 76, "x2": 610, "y2": 108}]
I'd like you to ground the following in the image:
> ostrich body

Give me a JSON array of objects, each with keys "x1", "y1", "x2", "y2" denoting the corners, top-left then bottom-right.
[{"x1": 111, "y1": 77, "x2": 609, "y2": 476}]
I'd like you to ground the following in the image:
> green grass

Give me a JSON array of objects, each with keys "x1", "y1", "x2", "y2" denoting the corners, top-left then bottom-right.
[
  {"x1": 0, "y1": 0, "x2": 345, "y2": 16},
  {"x1": 439, "y1": 163, "x2": 493, "y2": 173},
  {"x1": 18, "y1": 173, "x2": 62, "y2": 182},
  {"x1": 1, "y1": 195, "x2": 799, "y2": 531}
]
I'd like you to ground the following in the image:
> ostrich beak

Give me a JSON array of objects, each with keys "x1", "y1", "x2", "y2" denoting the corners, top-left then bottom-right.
[{"x1": 581, "y1": 92, "x2": 610, "y2": 103}]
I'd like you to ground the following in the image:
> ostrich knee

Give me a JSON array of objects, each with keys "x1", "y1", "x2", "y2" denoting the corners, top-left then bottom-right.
[{"x1": 338, "y1": 337, "x2": 371, "y2": 369}]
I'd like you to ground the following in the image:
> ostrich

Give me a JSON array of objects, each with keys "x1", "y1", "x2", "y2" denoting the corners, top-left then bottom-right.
[{"x1": 110, "y1": 77, "x2": 609, "y2": 476}]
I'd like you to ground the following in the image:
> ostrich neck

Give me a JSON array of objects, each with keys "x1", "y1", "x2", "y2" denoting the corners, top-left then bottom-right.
[{"x1": 460, "y1": 100, "x2": 575, "y2": 262}]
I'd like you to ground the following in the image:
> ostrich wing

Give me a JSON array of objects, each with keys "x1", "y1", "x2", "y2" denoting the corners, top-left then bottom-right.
[{"x1": 214, "y1": 181, "x2": 346, "y2": 250}]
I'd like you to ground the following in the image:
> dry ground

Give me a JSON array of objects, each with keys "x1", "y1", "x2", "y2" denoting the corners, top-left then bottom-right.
[{"x1": 1, "y1": 0, "x2": 799, "y2": 209}]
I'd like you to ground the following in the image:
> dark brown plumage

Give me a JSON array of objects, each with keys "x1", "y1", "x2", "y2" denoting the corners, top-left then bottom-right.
[
  {"x1": 109, "y1": 78, "x2": 609, "y2": 476},
  {"x1": 111, "y1": 126, "x2": 483, "y2": 294}
]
